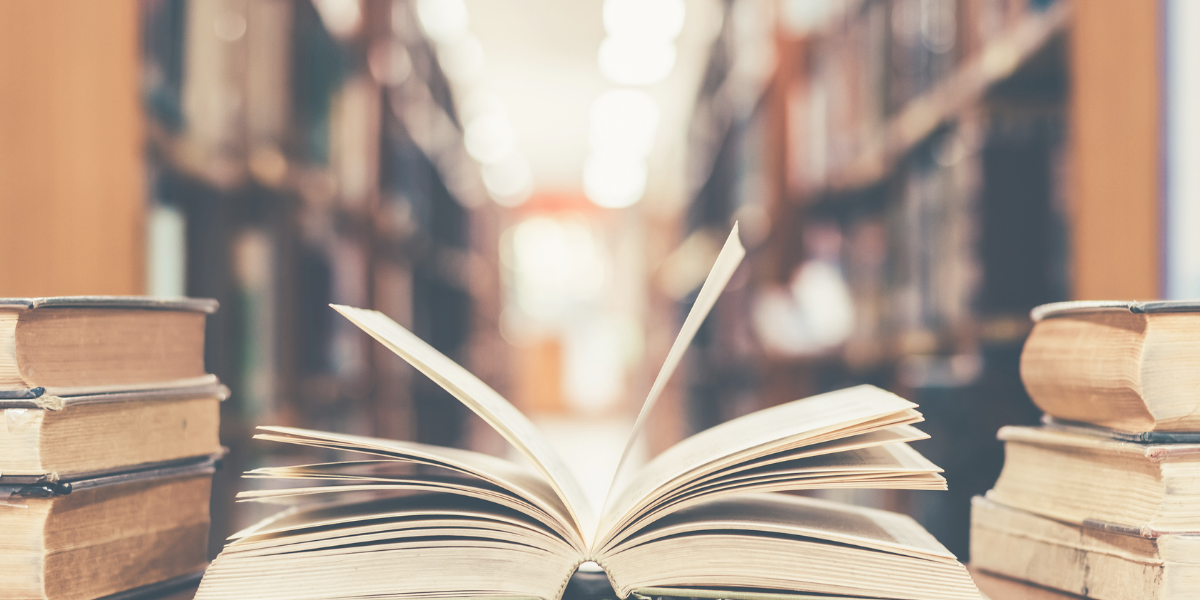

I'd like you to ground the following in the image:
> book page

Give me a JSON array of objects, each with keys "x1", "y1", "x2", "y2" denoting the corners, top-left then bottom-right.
[
  {"x1": 328, "y1": 307, "x2": 597, "y2": 546},
  {"x1": 228, "y1": 493, "x2": 554, "y2": 542},
  {"x1": 597, "y1": 385, "x2": 917, "y2": 545},
  {"x1": 601, "y1": 224, "x2": 746, "y2": 527},
  {"x1": 660, "y1": 442, "x2": 942, "y2": 501},
  {"x1": 599, "y1": 494, "x2": 982, "y2": 600},
  {"x1": 248, "y1": 427, "x2": 584, "y2": 548},
  {"x1": 608, "y1": 493, "x2": 957, "y2": 562}
]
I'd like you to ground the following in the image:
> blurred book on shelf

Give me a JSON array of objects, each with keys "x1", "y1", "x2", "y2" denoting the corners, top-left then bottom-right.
[
  {"x1": 677, "y1": 0, "x2": 1070, "y2": 560},
  {"x1": 141, "y1": 0, "x2": 501, "y2": 549}
]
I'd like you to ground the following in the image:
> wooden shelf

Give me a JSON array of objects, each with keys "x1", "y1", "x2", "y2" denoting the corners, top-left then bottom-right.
[{"x1": 825, "y1": 2, "x2": 1070, "y2": 193}]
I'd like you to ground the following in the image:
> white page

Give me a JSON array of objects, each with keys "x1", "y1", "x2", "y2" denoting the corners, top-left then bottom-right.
[
  {"x1": 331, "y1": 305, "x2": 597, "y2": 546},
  {"x1": 601, "y1": 224, "x2": 746, "y2": 529},
  {"x1": 608, "y1": 493, "x2": 957, "y2": 562},
  {"x1": 597, "y1": 385, "x2": 917, "y2": 544},
  {"x1": 247, "y1": 426, "x2": 579, "y2": 547}
]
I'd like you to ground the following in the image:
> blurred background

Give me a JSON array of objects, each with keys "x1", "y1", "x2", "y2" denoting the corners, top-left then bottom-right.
[{"x1": 1, "y1": 0, "x2": 1195, "y2": 563}]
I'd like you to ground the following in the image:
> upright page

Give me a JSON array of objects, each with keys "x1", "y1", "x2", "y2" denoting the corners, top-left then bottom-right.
[
  {"x1": 602, "y1": 224, "x2": 745, "y2": 525},
  {"x1": 332, "y1": 305, "x2": 596, "y2": 545}
]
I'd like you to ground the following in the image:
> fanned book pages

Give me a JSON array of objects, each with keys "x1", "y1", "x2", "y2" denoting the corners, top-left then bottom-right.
[{"x1": 196, "y1": 226, "x2": 982, "y2": 600}]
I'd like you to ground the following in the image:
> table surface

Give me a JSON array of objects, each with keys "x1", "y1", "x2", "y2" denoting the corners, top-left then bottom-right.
[{"x1": 142, "y1": 568, "x2": 1083, "y2": 600}]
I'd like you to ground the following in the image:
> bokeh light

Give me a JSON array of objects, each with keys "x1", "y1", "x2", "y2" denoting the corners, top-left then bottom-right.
[{"x1": 583, "y1": 153, "x2": 647, "y2": 208}]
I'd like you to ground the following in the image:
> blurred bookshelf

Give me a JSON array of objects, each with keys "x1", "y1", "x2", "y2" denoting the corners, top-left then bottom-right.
[
  {"x1": 0, "y1": 0, "x2": 1171, "y2": 580},
  {"x1": 674, "y1": 0, "x2": 1075, "y2": 560},
  {"x1": 141, "y1": 0, "x2": 504, "y2": 556}
]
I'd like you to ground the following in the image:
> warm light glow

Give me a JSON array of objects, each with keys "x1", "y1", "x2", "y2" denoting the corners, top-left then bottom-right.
[
  {"x1": 312, "y1": 0, "x2": 362, "y2": 39},
  {"x1": 603, "y1": 0, "x2": 686, "y2": 41},
  {"x1": 482, "y1": 153, "x2": 534, "y2": 206},
  {"x1": 598, "y1": 37, "x2": 677, "y2": 86},
  {"x1": 507, "y1": 217, "x2": 607, "y2": 319},
  {"x1": 438, "y1": 35, "x2": 485, "y2": 83},
  {"x1": 416, "y1": 0, "x2": 469, "y2": 45},
  {"x1": 464, "y1": 114, "x2": 515, "y2": 164},
  {"x1": 456, "y1": 90, "x2": 506, "y2": 123},
  {"x1": 752, "y1": 260, "x2": 856, "y2": 356},
  {"x1": 563, "y1": 318, "x2": 627, "y2": 413},
  {"x1": 583, "y1": 154, "x2": 647, "y2": 208},
  {"x1": 589, "y1": 89, "x2": 660, "y2": 158}
]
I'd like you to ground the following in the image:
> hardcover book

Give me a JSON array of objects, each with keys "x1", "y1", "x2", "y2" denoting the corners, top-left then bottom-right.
[
  {"x1": 988, "y1": 425, "x2": 1200, "y2": 535},
  {"x1": 971, "y1": 495, "x2": 1200, "y2": 600},
  {"x1": 0, "y1": 297, "x2": 218, "y2": 399},
  {"x1": 196, "y1": 227, "x2": 981, "y2": 600},
  {"x1": 0, "y1": 458, "x2": 216, "y2": 600},
  {"x1": 1022, "y1": 300, "x2": 1200, "y2": 433},
  {"x1": 0, "y1": 384, "x2": 226, "y2": 483}
]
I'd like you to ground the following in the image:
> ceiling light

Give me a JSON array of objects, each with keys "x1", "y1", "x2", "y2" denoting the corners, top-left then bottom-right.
[
  {"x1": 456, "y1": 90, "x2": 507, "y2": 124},
  {"x1": 598, "y1": 37, "x2": 677, "y2": 86},
  {"x1": 438, "y1": 35, "x2": 485, "y2": 83},
  {"x1": 583, "y1": 154, "x2": 647, "y2": 208},
  {"x1": 603, "y1": 0, "x2": 686, "y2": 41},
  {"x1": 590, "y1": 89, "x2": 660, "y2": 158},
  {"x1": 464, "y1": 115, "x2": 514, "y2": 164},
  {"x1": 416, "y1": 0, "x2": 469, "y2": 45},
  {"x1": 482, "y1": 153, "x2": 534, "y2": 206},
  {"x1": 312, "y1": 0, "x2": 362, "y2": 39}
]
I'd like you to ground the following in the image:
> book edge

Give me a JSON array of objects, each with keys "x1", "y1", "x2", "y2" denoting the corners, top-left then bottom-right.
[
  {"x1": 0, "y1": 296, "x2": 219, "y2": 313},
  {"x1": 0, "y1": 375, "x2": 222, "y2": 404},
  {"x1": 1031, "y1": 299, "x2": 1200, "y2": 321},
  {"x1": 998, "y1": 425, "x2": 1200, "y2": 458},
  {"x1": 1041, "y1": 416, "x2": 1200, "y2": 444}
]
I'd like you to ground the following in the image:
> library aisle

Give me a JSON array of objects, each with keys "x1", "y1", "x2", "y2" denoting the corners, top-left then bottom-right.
[{"x1": 3, "y1": 1, "x2": 1200, "y2": 599}]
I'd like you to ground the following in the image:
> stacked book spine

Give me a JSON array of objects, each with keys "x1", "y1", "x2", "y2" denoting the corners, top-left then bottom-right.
[
  {"x1": 0, "y1": 297, "x2": 224, "y2": 600},
  {"x1": 971, "y1": 300, "x2": 1200, "y2": 600}
]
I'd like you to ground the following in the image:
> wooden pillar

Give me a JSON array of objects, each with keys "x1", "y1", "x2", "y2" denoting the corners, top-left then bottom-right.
[
  {"x1": 0, "y1": 1, "x2": 145, "y2": 296},
  {"x1": 1069, "y1": 0, "x2": 1162, "y2": 300}
]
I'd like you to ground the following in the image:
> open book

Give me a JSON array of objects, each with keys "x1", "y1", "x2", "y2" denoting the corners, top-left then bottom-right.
[{"x1": 196, "y1": 226, "x2": 982, "y2": 600}]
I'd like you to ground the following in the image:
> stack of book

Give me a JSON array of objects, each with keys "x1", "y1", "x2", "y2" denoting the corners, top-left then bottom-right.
[
  {"x1": 971, "y1": 300, "x2": 1200, "y2": 600},
  {"x1": 0, "y1": 297, "x2": 224, "y2": 600}
]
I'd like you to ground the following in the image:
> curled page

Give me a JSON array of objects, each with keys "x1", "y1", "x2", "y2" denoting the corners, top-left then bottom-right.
[
  {"x1": 331, "y1": 305, "x2": 596, "y2": 546},
  {"x1": 600, "y1": 224, "x2": 746, "y2": 531}
]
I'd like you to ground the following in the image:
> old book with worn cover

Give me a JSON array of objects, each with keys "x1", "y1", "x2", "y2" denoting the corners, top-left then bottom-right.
[
  {"x1": 971, "y1": 496, "x2": 1200, "y2": 600},
  {"x1": 0, "y1": 297, "x2": 218, "y2": 399},
  {"x1": 1022, "y1": 300, "x2": 1200, "y2": 433},
  {"x1": 0, "y1": 458, "x2": 215, "y2": 600},
  {"x1": 988, "y1": 425, "x2": 1200, "y2": 535},
  {"x1": 196, "y1": 227, "x2": 982, "y2": 600},
  {"x1": 0, "y1": 384, "x2": 226, "y2": 483}
]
